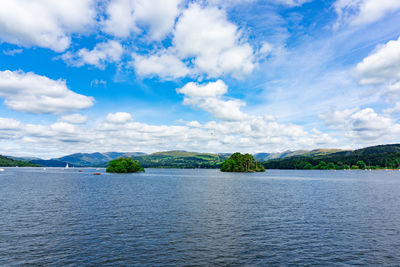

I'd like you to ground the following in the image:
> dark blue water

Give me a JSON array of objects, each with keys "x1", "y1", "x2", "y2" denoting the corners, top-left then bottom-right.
[{"x1": 1, "y1": 168, "x2": 400, "y2": 266}]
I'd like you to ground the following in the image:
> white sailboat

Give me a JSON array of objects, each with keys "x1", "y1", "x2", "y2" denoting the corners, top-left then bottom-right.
[{"x1": 65, "y1": 163, "x2": 69, "y2": 169}]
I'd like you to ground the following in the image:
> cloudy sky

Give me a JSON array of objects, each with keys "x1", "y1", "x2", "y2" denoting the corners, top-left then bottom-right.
[{"x1": 0, "y1": 0, "x2": 400, "y2": 158}]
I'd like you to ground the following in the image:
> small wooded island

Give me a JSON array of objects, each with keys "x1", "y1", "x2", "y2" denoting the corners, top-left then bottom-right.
[
  {"x1": 106, "y1": 157, "x2": 145, "y2": 173},
  {"x1": 220, "y1": 152, "x2": 265, "y2": 172}
]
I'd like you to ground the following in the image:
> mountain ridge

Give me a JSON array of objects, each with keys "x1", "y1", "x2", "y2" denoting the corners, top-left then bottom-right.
[{"x1": 7, "y1": 144, "x2": 400, "y2": 168}]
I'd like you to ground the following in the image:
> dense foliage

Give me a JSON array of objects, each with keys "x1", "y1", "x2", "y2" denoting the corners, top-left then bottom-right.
[
  {"x1": 262, "y1": 144, "x2": 400, "y2": 170},
  {"x1": 106, "y1": 157, "x2": 144, "y2": 173},
  {"x1": 0, "y1": 155, "x2": 40, "y2": 167},
  {"x1": 220, "y1": 152, "x2": 265, "y2": 172}
]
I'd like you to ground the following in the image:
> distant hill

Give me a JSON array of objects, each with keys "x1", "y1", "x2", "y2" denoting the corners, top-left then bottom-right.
[
  {"x1": 0, "y1": 155, "x2": 40, "y2": 167},
  {"x1": 31, "y1": 152, "x2": 146, "y2": 167},
  {"x1": 132, "y1": 150, "x2": 229, "y2": 168},
  {"x1": 254, "y1": 149, "x2": 345, "y2": 161},
  {"x1": 29, "y1": 150, "x2": 229, "y2": 168},
  {"x1": 30, "y1": 159, "x2": 69, "y2": 167},
  {"x1": 12, "y1": 145, "x2": 400, "y2": 169},
  {"x1": 262, "y1": 144, "x2": 400, "y2": 169},
  {"x1": 7, "y1": 156, "x2": 42, "y2": 162}
]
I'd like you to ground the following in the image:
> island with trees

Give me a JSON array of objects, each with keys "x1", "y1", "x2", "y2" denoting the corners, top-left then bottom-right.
[
  {"x1": 106, "y1": 157, "x2": 145, "y2": 173},
  {"x1": 220, "y1": 152, "x2": 265, "y2": 172}
]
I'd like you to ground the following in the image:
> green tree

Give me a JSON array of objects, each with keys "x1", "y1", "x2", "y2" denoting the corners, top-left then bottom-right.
[
  {"x1": 326, "y1": 162, "x2": 336, "y2": 169},
  {"x1": 356, "y1": 160, "x2": 366, "y2": 170},
  {"x1": 220, "y1": 152, "x2": 265, "y2": 172},
  {"x1": 313, "y1": 161, "x2": 327, "y2": 170},
  {"x1": 106, "y1": 157, "x2": 144, "y2": 173},
  {"x1": 303, "y1": 162, "x2": 313, "y2": 169}
]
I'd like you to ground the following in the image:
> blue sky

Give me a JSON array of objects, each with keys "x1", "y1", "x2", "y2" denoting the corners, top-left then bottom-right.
[{"x1": 0, "y1": 0, "x2": 400, "y2": 158}]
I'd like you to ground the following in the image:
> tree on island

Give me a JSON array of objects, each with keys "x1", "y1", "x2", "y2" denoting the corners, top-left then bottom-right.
[
  {"x1": 220, "y1": 152, "x2": 265, "y2": 172},
  {"x1": 106, "y1": 157, "x2": 145, "y2": 173}
]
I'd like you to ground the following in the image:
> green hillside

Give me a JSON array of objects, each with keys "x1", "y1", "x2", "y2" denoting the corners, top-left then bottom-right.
[
  {"x1": 254, "y1": 149, "x2": 345, "y2": 161},
  {"x1": 132, "y1": 151, "x2": 229, "y2": 168},
  {"x1": 263, "y1": 144, "x2": 400, "y2": 169},
  {"x1": 32, "y1": 152, "x2": 146, "y2": 167},
  {"x1": 0, "y1": 155, "x2": 40, "y2": 167}
]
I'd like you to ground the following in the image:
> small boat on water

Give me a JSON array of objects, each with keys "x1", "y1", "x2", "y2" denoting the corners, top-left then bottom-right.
[
  {"x1": 93, "y1": 172, "x2": 101, "y2": 175},
  {"x1": 0, "y1": 168, "x2": 5, "y2": 171},
  {"x1": 65, "y1": 163, "x2": 69, "y2": 169},
  {"x1": 79, "y1": 170, "x2": 83, "y2": 172}
]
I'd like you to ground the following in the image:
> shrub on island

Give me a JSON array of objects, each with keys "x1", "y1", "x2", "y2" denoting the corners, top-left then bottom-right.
[
  {"x1": 106, "y1": 157, "x2": 145, "y2": 173},
  {"x1": 220, "y1": 152, "x2": 265, "y2": 172}
]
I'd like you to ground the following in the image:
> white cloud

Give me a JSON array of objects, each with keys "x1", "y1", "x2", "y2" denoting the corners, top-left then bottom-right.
[
  {"x1": 383, "y1": 81, "x2": 400, "y2": 101},
  {"x1": 62, "y1": 40, "x2": 124, "y2": 69},
  {"x1": 129, "y1": 3, "x2": 257, "y2": 80},
  {"x1": 50, "y1": 122, "x2": 77, "y2": 134},
  {"x1": 0, "y1": 70, "x2": 94, "y2": 114},
  {"x1": 2, "y1": 48, "x2": 23, "y2": 56},
  {"x1": 106, "y1": 112, "x2": 133, "y2": 124},
  {"x1": 259, "y1": 42, "x2": 274, "y2": 56},
  {"x1": 90, "y1": 79, "x2": 107, "y2": 87},
  {"x1": 59, "y1": 114, "x2": 88, "y2": 124},
  {"x1": 0, "y1": 0, "x2": 96, "y2": 52},
  {"x1": 103, "y1": 0, "x2": 182, "y2": 40},
  {"x1": 177, "y1": 80, "x2": 228, "y2": 97},
  {"x1": 209, "y1": 0, "x2": 310, "y2": 7},
  {"x1": 320, "y1": 107, "x2": 400, "y2": 142},
  {"x1": 132, "y1": 51, "x2": 190, "y2": 79},
  {"x1": 383, "y1": 102, "x2": 400, "y2": 114},
  {"x1": 0, "y1": 118, "x2": 21, "y2": 130},
  {"x1": 356, "y1": 36, "x2": 400, "y2": 85},
  {"x1": 173, "y1": 4, "x2": 255, "y2": 78},
  {"x1": 177, "y1": 80, "x2": 248, "y2": 121},
  {"x1": 274, "y1": 0, "x2": 311, "y2": 6},
  {"x1": 334, "y1": 0, "x2": 400, "y2": 28}
]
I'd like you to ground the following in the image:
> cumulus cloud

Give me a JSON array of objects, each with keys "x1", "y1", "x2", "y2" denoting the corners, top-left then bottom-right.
[
  {"x1": 132, "y1": 52, "x2": 190, "y2": 79},
  {"x1": 103, "y1": 0, "x2": 182, "y2": 41},
  {"x1": 173, "y1": 4, "x2": 255, "y2": 78},
  {"x1": 129, "y1": 3, "x2": 257, "y2": 80},
  {"x1": 106, "y1": 112, "x2": 133, "y2": 124},
  {"x1": 320, "y1": 107, "x2": 400, "y2": 142},
  {"x1": 59, "y1": 114, "x2": 88, "y2": 124},
  {"x1": 0, "y1": 70, "x2": 94, "y2": 114},
  {"x1": 334, "y1": 0, "x2": 400, "y2": 28},
  {"x1": 62, "y1": 40, "x2": 124, "y2": 69},
  {"x1": 0, "y1": 0, "x2": 96, "y2": 52},
  {"x1": 0, "y1": 118, "x2": 21, "y2": 130},
  {"x1": 177, "y1": 80, "x2": 247, "y2": 121},
  {"x1": 356, "y1": 36, "x2": 400, "y2": 85}
]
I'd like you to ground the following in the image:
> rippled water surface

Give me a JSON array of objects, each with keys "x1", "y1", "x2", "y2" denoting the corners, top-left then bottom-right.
[{"x1": 1, "y1": 168, "x2": 400, "y2": 266}]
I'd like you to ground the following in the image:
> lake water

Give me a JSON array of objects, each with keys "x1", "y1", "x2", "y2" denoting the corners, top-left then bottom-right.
[{"x1": 1, "y1": 168, "x2": 400, "y2": 266}]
